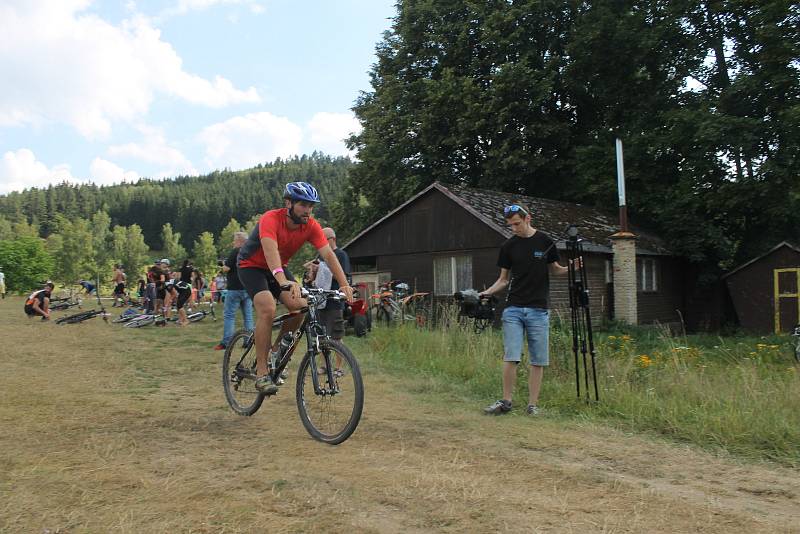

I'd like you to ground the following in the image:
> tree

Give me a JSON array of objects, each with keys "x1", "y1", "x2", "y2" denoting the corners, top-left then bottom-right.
[
  {"x1": 0, "y1": 237, "x2": 55, "y2": 291},
  {"x1": 111, "y1": 224, "x2": 150, "y2": 281},
  {"x1": 0, "y1": 216, "x2": 13, "y2": 241},
  {"x1": 161, "y1": 223, "x2": 187, "y2": 263},
  {"x1": 90, "y1": 211, "x2": 113, "y2": 280},
  {"x1": 346, "y1": 0, "x2": 799, "y2": 275},
  {"x1": 217, "y1": 218, "x2": 242, "y2": 255},
  {"x1": 192, "y1": 231, "x2": 218, "y2": 279},
  {"x1": 48, "y1": 217, "x2": 94, "y2": 283}
]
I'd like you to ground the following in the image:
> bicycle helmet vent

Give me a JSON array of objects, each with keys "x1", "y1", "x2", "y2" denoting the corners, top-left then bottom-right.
[{"x1": 284, "y1": 182, "x2": 320, "y2": 203}]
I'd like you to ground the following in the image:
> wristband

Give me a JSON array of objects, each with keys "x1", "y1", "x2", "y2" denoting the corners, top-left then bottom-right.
[{"x1": 271, "y1": 267, "x2": 284, "y2": 276}]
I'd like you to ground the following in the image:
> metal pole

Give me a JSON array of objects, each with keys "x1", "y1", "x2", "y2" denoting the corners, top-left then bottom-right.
[{"x1": 616, "y1": 138, "x2": 629, "y2": 233}]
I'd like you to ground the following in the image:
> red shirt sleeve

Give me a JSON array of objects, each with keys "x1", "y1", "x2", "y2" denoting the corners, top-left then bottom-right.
[
  {"x1": 308, "y1": 219, "x2": 328, "y2": 249},
  {"x1": 258, "y1": 210, "x2": 279, "y2": 241}
]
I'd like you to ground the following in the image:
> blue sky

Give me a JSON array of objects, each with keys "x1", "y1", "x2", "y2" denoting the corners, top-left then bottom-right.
[{"x1": 0, "y1": 0, "x2": 396, "y2": 194}]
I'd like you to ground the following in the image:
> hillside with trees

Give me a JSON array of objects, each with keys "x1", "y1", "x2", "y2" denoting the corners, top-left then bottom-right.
[
  {"x1": 0, "y1": 153, "x2": 352, "y2": 250},
  {"x1": 0, "y1": 154, "x2": 352, "y2": 289}
]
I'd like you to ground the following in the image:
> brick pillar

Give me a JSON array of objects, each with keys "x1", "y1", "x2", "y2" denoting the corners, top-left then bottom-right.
[{"x1": 610, "y1": 232, "x2": 637, "y2": 325}]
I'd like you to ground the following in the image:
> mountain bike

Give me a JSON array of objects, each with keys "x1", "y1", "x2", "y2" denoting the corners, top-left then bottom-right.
[
  {"x1": 124, "y1": 313, "x2": 166, "y2": 328},
  {"x1": 50, "y1": 298, "x2": 83, "y2": 312},
  {"x1": 112, "y1": 308, "x2": 142, "y2": 323},
  {"x1": 371, "y1": 281, "x2": 429, "y2": 327},
  {"x1": 56, "y1": 308, "x2": 110, "y2": 324},
  {"x1": 55, "y1": 290, "x2": 109, "y2": 324},
  {"x1": 222, "y1": 287, "x2": 364, "y2": 445},
  {"x1": 49, "y1": 287, "x2": 83, "y2": 311},
  {"x1": 186, "y1": 302, "x2": 216, "y2": 323}
]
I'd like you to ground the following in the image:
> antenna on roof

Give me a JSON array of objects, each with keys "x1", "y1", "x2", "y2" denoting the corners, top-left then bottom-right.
[{"x1": 615, "y1": 138, "x2": 629, "y2": 232}]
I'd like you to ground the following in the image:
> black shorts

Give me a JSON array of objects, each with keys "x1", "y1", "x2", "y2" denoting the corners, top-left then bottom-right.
[
  {"x1": 114, "y1": 283, "x2": 125, "y2": 295},
  {"x1": 238, "y1": 267, "x2": 295, "y2": 300},
  {"x1": 176, "y1": 288, "x2": 191, "y2": 309}
]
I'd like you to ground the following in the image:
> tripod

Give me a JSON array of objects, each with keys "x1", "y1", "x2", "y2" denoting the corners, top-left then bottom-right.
[{"x1": 566, "y1": 225, "x2": 599, "y2": 402}]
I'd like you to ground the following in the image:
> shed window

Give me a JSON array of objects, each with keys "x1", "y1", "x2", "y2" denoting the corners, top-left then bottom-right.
[
  {"x1": 605, "y1": 259, "x2": 613, "y2": 283},
  {"x1": 638, "y1": 258, "x2": 658, "y2": 292},
  {"x1": 434, "y1": 255, "x2": 472, "y2": 296}
]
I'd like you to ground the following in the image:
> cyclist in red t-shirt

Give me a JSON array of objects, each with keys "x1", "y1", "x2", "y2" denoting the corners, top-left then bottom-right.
[{"x1": 238, "y1": 181, "x2": 354, "y2": 394}]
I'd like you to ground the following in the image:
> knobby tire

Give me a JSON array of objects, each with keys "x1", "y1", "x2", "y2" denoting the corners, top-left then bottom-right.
[
  {"x1": 222, "y1": 329, "x2": 265, "y2": 416},
  {"x1": 295, "y1": 339, "x2": 363, "y2": 445}
]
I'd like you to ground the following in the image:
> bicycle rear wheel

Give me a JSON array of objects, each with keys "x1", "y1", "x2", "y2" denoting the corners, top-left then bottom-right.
[
  {"x1": 222, "y1": 330, "x2": 265, "y2": 416},
  {"x1": 296, "y1": 339, "x2": 363, "y2": 444}
]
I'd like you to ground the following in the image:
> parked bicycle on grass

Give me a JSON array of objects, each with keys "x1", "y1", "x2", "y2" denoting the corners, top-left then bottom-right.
[
  {"x1": 372, "y1": 280, "x2": 430, "y2": 327},
  {"x1": 222, "y1": 287, "x2": 363, "y2": 444}
]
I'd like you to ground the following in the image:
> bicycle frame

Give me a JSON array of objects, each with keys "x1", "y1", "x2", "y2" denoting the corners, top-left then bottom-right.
[{"x1": 269, "y1": 290, "x2": 342, "y2": 394}]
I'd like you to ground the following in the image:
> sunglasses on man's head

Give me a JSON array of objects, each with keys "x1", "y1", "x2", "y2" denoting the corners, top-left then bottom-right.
[{"x1": 503, "y1": 204, "x2": 528, "y2": 217}]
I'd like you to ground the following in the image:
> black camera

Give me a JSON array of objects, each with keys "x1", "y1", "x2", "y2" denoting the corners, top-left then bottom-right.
[{"x1": 453, "y1": 289, "x2": 496, "y2": 320}]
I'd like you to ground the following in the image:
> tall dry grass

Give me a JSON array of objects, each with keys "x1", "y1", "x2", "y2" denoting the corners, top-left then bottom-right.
[{"x1": 365, "y1": 309, "x2": 800, "y2": 466}]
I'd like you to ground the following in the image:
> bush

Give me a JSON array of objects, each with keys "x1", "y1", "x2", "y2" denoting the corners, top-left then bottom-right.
[{"x1": 0, "y1": 237, "x2": 55, "y2": 291}]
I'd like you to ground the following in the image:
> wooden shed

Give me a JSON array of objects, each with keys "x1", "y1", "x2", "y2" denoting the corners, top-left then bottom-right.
[
  {"x1": 343, "y1": 182, "x2": 688, "y2": 326},
  {"x1": 723, "y1": 242, "x2": 800, "y2": 334}
]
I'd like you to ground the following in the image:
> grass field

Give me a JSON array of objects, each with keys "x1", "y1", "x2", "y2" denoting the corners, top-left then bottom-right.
[
  {"x1": 369, "y1": 311, "x2": 800, "y2": 466},
  {"x1": 2, "y1": 296, "x2": 799, "y2": 532}
]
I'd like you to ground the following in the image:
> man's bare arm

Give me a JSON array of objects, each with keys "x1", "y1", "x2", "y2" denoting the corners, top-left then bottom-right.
[{"x1": 480, "y1": 268, "x2": 510, "y2": 296}]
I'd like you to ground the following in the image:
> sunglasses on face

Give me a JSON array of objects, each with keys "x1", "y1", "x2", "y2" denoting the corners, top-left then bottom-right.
[{"x1": 503, "y1": 204, "x2": 528, "y2": 217}]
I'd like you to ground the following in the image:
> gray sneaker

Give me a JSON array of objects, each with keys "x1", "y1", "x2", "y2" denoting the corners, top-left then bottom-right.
[
  {"x1": 254, "y1": 375, "x2": 279, "y2": 395},
  {"x1": 525, "y1": 404, "x2": 540, "y2": 416},
  {"x1": 484, "y1": 399, "x2": 511, "y2": 415}
]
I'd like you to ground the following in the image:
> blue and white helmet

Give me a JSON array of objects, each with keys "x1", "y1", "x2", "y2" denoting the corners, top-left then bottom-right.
[{"x1": 284, "y1": 181, "x2": 320, "y2": 203}]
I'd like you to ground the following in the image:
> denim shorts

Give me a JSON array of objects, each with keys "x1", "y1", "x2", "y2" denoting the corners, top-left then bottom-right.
[{"x1": 502, "y1": 306, "x2": 550, "y2": 366}]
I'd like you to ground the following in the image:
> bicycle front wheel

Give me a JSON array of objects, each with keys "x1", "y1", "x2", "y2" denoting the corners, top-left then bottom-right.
[
  {"x1": 222, "y1": 330, "x2": 264, "y2": 416},
  {"x1": 296, "y1": 339, "x2": 363, "y2": 444}
]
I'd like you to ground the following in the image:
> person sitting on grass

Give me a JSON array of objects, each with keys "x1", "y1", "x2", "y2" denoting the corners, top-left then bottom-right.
[{"x1": 24, "y1": 281, "x2": 54, "y2": 321}]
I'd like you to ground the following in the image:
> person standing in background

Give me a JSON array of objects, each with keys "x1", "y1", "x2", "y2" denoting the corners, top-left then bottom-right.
[{"x1": 214, "y1": 232, "x2": 254, "y2": 350}]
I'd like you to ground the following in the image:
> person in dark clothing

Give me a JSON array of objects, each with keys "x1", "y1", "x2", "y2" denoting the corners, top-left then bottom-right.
[
  {"x1": 480, "y1": 204, "x2": 578, "y2": 416},
  {"x1": 25, "y1": 281, "x2": 54, "y2": 320},
  {"x1": 214, "y1": 232, "x2": 254, "y2": 350}
]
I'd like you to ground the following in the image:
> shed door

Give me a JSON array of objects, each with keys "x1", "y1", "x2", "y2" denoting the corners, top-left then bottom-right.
[{"x1": 773, "y1": 268, "x2": 800, "y2": 333}]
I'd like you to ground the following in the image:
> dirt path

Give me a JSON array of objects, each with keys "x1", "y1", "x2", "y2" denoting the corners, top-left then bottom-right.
[{"x1": 1, "y1": 304, "x2": 798, "y2": 532}]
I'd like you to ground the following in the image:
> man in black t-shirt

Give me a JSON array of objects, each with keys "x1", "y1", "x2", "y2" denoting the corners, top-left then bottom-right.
[
  {"x1": 214, "y1": 231, "x2": 254, "y2": 350},
  {"x1": 480, "y1": 204, "x2": 578, "y2": 416}
]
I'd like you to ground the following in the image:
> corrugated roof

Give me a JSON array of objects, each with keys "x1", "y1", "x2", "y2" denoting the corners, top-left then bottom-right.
[
  {"x1": 344, "y1": 181, "x2": 672, "y2": 255},
  {"x1": 441, "y1": 182, "x2": 671, "y2": 254}
]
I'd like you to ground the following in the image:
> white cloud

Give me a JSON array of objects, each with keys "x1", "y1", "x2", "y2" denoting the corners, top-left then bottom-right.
[
  {"x1": 158, "y1": 0, "x2": 265, "y2": 20},
  {"x1": 0, "y1": 1, "x2": 260, "y2": 138},
  {"x1": 89, "y1": 157, "x2": 139, "y2": 186},
  {"x1": 197, "y1": 112, "x2": 302, "y2": 170},
  {"x1": 108, "y1": 125, "x2": 198, "y2": 177},
  {"x1": 307, "y1": 112, "x2": 361, "y2": 156},
  {"x1": 0, "y1": 148, "x2": 75, "y2": 194}
]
